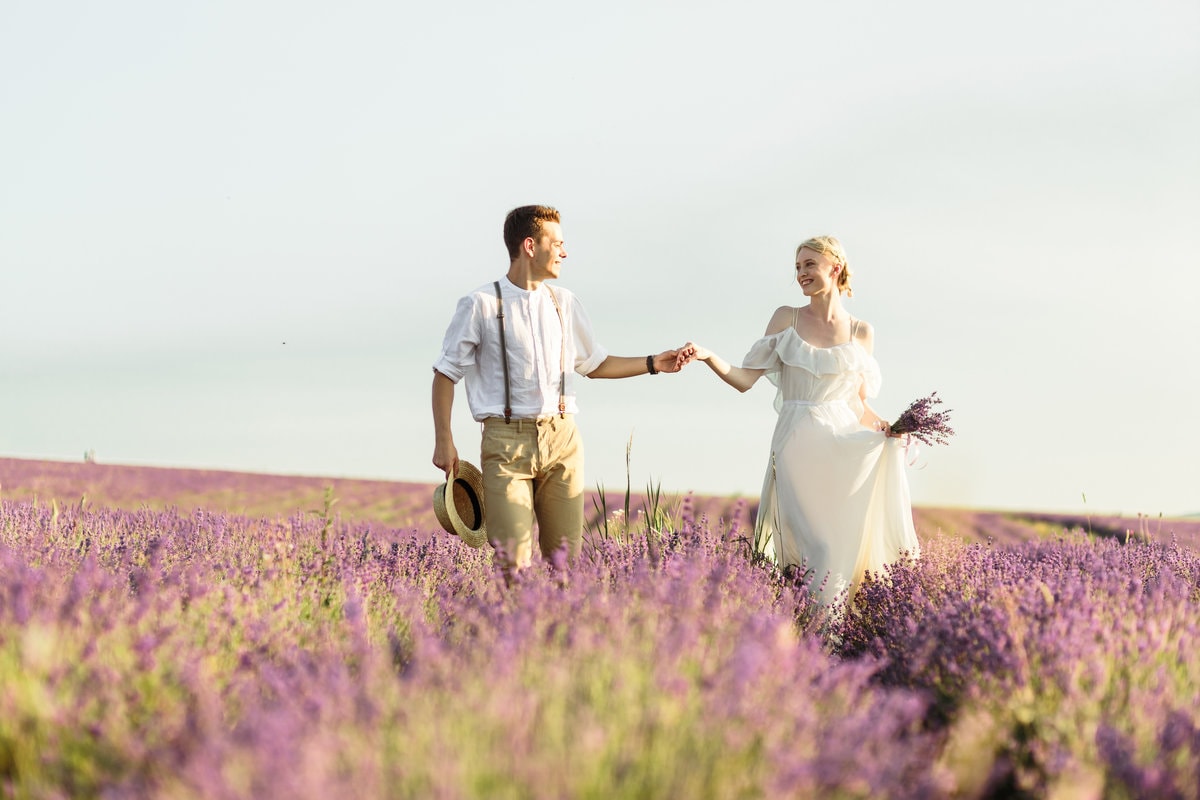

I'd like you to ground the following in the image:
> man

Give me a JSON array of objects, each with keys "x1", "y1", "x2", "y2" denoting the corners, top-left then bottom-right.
[{"x1": 432, "y1": 205, "x2": 688, "y2": 576}]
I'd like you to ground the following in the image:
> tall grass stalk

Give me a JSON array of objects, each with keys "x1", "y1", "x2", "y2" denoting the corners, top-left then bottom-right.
[
  {"x1": 588, "y1": 483, "x2": 612, "y2": 545},
  {"x1": 623, "y1": 431, "x2": 633, "y2": 529}
]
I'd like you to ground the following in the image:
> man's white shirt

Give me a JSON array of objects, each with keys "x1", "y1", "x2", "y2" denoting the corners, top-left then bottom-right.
[{"x1": 434, "y1": 276, "x2": 609, "y2": 421}]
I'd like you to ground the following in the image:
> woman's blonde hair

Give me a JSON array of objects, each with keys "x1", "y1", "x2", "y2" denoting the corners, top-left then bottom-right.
[{"x1": 796, "y1": 235, "x2": 852, "y2": 297}]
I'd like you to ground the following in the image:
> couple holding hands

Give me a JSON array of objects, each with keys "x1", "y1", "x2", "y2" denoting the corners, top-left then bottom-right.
[{"x1": 431, "y1": 205, "x2": 919, "y2": 603}]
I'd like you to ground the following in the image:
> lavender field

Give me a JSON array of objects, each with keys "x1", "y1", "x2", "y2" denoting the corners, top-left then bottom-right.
[
  {"x1": 6, "y1": 457, "x2": 1198, "y2": 549},
  {"x1": 2, "y1": 458, "x2": 1200, "y2": 798}
]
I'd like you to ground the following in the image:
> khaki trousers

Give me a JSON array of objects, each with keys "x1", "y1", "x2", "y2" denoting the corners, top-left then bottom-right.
[{"x1": 481, "y1": 415, "x2": 585, "y2": 571}]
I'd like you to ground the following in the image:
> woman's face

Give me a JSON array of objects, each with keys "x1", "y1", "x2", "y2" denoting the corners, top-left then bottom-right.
[{"x1": 795, "y1": 247, "x2": 839, "y2": 296}]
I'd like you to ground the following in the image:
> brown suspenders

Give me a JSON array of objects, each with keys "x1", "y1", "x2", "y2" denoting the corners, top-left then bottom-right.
[
  {"x1": 545, "y1": 286, "x2": 568, "y2": 417},
  {"x1": 493, "y1": 281, "x2": 513, "y2": 422},
  {"x1": 493, "y1": 281, "x2": 567, "y2": 424}
]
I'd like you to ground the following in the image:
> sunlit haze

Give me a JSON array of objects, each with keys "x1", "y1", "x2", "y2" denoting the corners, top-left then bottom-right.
[{"x1": 4, "y1": 0, "x2": 1198, "y2": 516}]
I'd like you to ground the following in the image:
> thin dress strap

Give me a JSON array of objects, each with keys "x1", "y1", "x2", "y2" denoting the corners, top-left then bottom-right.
[
  {"x1": 849, "y1": 317, "x2": 860, "y2": 344},
  {"x1": 792, "y1": 306, "x2": 799, "y2": 330}
]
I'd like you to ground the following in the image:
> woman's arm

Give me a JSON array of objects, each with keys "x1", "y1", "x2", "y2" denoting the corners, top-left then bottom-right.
[
  {"x1": 687, "y1": 343, "x2": 765, "y2": 393},
  {"x1": 858, "y1": 380, "x2": 890, "y2": 432},
  {"x1": 852, "y1": 321, "x2": 900, "y2": 435},
  {"x1": 685, "y1": 307, "x2": 790, "y2": 393}
]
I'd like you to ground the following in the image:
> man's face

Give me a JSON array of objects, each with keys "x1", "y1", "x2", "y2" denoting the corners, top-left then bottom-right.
[{"x1": 528, "y1": 221, "x2": 567, "y2": 280}]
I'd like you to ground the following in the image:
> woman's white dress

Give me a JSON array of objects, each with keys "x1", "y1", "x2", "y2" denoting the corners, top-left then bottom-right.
[{"x1": 744, "y1": 325, "x2": 919, "y2": 603}]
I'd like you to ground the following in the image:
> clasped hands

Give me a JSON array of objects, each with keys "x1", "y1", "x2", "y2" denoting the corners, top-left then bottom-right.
[{"x1": 654, "y1": 342, "x2": 703, "y2": 373}]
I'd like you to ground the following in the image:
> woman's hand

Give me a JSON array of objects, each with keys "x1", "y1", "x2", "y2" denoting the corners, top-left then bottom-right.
[
  {"x1": 871, "y1": 418, "x2": 903, "y2": 438},
  {"x1": 679, "y1": 342, "x2": 711, "y2": 363}
]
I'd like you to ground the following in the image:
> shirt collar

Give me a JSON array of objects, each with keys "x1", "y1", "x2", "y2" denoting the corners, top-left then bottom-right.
[{"x1": 502, "y1": 275, "x2": 550, "y2": 296}]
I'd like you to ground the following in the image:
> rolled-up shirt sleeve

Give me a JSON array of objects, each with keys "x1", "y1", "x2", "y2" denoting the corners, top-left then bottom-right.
[
  {"x1": 570, "y1": 295, "x2": 609, "y2": 376},
  {"x1": 432, "y1": 295, "x2": 481, "y2": 383}
]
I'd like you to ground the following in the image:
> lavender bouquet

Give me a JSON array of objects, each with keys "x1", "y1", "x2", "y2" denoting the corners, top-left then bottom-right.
[{"x1": 890, "y1": 392, "x2": 955, "y2": 447}]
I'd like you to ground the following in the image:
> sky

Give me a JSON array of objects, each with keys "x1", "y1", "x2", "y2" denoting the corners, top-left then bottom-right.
[{"x1": 3, "y1": 0, "x2": 1198, "y2": 518}]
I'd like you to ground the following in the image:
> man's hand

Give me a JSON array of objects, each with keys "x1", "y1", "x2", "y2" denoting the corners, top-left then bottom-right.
[
  {"x1": 673, "y1": 342, "x2": 701, "y2": 369},
  {"x1": 655, "y1": 347, "x2": 695, "y2": 374},
  {"x1": 433, "y1": 439, "x2": 459, "y2": 480}
]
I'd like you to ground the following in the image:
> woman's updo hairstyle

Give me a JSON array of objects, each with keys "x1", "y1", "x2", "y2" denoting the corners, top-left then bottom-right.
[{"x1": 796, "y1": 235, "x2": 853, "y2": 297}]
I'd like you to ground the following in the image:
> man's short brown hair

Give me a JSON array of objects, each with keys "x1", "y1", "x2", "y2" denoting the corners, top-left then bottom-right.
[{"x1": 503, "y1": 205, "x2": 561, "y2": 261}]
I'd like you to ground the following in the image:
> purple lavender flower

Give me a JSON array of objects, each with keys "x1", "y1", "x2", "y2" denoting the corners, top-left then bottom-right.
[
  {"x1": 7, "y1": 456, "x2": 1200, "y2": 798},
  {"x1": 890, "y1": 391, "x2": 955, "y2": 447}
]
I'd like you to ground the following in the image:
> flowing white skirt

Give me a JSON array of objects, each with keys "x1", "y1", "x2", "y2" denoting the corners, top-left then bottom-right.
[{"x1": 755, "y1": 399, "x2": 919, "y2": 604}]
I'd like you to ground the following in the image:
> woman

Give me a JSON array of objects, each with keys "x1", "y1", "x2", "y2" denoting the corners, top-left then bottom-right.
[{"x1": 685, "y1": 236, "x2": 919, "y2": 604}]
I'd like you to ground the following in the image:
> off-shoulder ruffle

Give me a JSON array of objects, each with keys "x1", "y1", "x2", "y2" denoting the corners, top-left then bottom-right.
[{"x1": 741, "y1": 328, "x2": 882, "y2": 398}]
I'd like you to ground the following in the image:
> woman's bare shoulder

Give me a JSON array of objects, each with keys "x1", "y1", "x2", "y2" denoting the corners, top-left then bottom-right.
[
  {"x1": 852, "y1": 317, "x2": 876, "y2": 354},
  {"x1": 763, "y1": 305, "x2": 795, "y2": 336}
]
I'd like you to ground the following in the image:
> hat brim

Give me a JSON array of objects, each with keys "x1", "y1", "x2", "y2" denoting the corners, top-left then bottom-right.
[{"x1": 433, "y1": 461, "x2": 487, "y2": 548}]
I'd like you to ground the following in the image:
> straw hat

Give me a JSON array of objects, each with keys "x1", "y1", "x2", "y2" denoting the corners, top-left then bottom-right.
[{"x1": 433, "y1": 460, "x2": 487, "y2": 548}]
